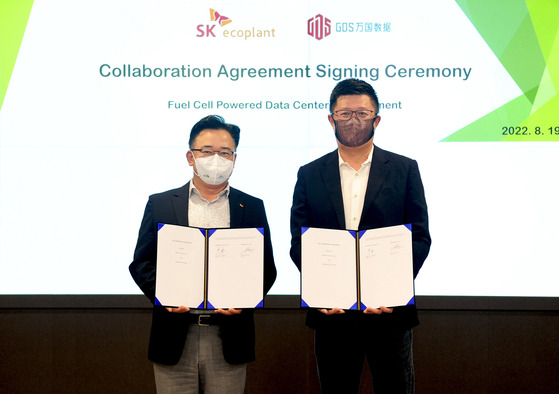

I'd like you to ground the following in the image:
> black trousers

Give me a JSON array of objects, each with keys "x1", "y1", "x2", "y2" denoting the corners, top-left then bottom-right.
[{"x1": 314, "y1": 322, "x2": 414, "y2": 394}]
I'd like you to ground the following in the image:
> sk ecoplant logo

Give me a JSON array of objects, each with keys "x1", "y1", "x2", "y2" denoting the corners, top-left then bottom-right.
[
  {"x1": 197, "y1": 8, "x2": 232, "y2": 37},
  {"x1": 196, "y1": 8, "x2": 277, "y2": 40}
]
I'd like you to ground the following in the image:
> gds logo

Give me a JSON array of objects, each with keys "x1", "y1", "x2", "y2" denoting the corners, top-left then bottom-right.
[{"x1": 308, "y1": 14, "x2": 331, "y2": 41}]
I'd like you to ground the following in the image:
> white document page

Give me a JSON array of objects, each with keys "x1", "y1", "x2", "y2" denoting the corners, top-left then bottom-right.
[
  {"x1": 155, "y1": 224, "x2": 206, "y2": 308},
  {"x1": 359, "y1": 225, "x2": 414, "y2": 308},
  {"x1": 207, "y1": 228, "x2": 264, "y2": 309},
  {"x1": 301, "y1": 227, "x2": 357, "y2": 309}
]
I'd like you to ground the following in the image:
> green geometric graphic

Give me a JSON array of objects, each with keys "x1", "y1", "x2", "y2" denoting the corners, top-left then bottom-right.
[
  {"x1": 442, "y1": 0, "x2": 559, "y2": 141},
  {"x1": 0, "y1": 0, "x2": 35, "y2": 111}
]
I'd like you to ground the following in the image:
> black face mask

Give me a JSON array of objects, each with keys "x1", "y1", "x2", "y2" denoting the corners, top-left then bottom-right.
[{"x1": 334, "y1": 117, "x2": 376, "y2": 147}]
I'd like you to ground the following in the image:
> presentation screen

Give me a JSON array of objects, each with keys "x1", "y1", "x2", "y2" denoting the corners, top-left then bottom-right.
[{"x1": 1, "y1": 0, "x2": 558, "y2": 298}]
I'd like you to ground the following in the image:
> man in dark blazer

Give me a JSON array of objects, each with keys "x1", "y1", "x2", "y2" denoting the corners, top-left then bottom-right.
[
  {"x1": 290, "y1": 79, "x2": 430, "y2": 394},
  {"x1": 130, "y1": 115, "x2": 276, "y2": 393}
]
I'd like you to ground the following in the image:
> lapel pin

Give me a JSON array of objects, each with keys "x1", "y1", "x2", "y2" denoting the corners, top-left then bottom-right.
[{"x1": 240, "y1": 203, "x2": 244, "y2": 208}]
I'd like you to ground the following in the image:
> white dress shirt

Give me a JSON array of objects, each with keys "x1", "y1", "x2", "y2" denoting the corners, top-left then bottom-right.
[
  {"x1": 338, "y1": 146, "x2": 374, "y2": 230},
  {"x1": 188, "y1": 182, "x2": 230, "y2": 229},
  {"x1": 188, "y1": 181, "x2": 230, "y2": 313}
]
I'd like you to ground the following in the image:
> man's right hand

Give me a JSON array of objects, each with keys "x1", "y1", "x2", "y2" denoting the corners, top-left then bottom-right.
[
  {"x1": 166, "y1": 305, "x2": 190, "y2": 313},
  {"x1": 317, "y1": 308, "x2": 345, "y2": 315}
]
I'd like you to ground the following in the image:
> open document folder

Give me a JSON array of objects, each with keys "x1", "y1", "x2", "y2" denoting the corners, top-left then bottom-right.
[
  {"x1": 301, "y1": 225, "x2": 414, "y2": 310},
  {"x1": 155, "y1": 224, "x2": 265, "y2": 309}
]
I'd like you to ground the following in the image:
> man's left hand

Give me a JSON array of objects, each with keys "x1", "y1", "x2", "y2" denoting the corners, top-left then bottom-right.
[
  {"x1": 363, "y1": 306, "x2": 393, "y2": 314},
  {"x1": 215, "y1": 308, "x2": 242, "y2": 315}
]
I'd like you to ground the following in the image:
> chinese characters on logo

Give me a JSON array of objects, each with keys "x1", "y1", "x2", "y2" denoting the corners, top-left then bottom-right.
[{"x1": 308, "y1": 14, "x2": 392, "y2": 41}]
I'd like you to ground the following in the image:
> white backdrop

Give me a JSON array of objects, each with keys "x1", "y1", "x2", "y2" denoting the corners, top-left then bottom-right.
[{"x1": 1, "y1": 0, "x2": 558, "y2": 296}]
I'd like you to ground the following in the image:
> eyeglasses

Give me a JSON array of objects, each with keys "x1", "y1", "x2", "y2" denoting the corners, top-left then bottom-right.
[
  {"x1": 332, "y1": 110, "x2": 376, "y2": 121},
  {"x1": 191, "y1": 148, "x2": 236, "y2": 159}
]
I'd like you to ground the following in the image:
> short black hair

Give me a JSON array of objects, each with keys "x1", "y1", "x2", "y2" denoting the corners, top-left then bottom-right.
[
  {"x1": 329, "y1": 78, "x2": 379, "y2": 113},
  {"x1": 189, "y1": 115, "x2": 240, "y2": 149}
]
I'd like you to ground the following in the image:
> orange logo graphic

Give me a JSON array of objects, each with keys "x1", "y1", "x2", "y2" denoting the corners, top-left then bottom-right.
[{"x1": 210, "y1": 9, "x2": 232, "y2": 26}]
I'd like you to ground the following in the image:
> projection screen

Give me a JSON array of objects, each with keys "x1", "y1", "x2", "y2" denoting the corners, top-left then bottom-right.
[{"x1": 1, "y1": 0, "x2": 558, "y2": 300}]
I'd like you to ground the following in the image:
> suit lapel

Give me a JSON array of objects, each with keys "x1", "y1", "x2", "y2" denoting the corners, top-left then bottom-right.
[
  {"x1": 320, "y1": 151, "x2": 345, "y2": 229},
  {"x1": 228, "y1": 187, "x2": 244, "y2": 227},
  {"x1": 172, "y1": 182, "x2": 190, "y2": 226},
  {"x1": 361, "y1": 146, "x2": 390, "y2": 225}
]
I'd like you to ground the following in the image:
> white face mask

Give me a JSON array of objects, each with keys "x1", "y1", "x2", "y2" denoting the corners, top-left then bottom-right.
[{"x1": 193, "y1": 154, "x2": 234, "y2": 185}]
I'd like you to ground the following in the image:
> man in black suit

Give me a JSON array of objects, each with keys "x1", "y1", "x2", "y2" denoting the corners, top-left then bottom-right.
[
  {"x1": 290, "y1": 79, "x2": 430, "y2": 394},
  {"x1": 130, "y1": 115, "x2": 276, "y2": 393}
]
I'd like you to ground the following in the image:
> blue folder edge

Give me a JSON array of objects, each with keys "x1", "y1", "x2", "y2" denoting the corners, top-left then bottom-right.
[
  {"x1": 157, "y1": 223, "x2": 165, "y2": 231},
  {"x1": 301, "y1": 226, "x2": 309, "y2": 235},
  {"x1": 207, "y1": 228, "x2": 262, "y2": 236},
  {"x1": 255, "y1": 299, "x2": 264, "y2": 308},
  {"x1": 407, "y1": 296, "x2": 415, "y2": 306},
  {"x1": 350, "y1": 302, "x2": 366, "y2": 310},
  {"x1": 301, "y1": 299, "x2": 309, "y2": 308},
  {"x1": 155, "y1": 297, "x2": 162, "y2": 306},
  {"x1": 404, "y1": 223, "x2": 412, "y2": 231}
]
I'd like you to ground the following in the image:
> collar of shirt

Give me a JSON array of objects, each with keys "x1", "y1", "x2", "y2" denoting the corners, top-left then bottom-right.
[
  {"x1": 337, "y1": 145, "x2": 374, "y2": 169},
  {"x1": 188, "y1": 181, "x2": 230, "y2": 202}
]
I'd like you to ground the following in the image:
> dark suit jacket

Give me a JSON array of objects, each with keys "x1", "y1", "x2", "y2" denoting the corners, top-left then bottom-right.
[
  {"x1": 290, "y1": 146, "x2": 430, "y2": 331},
  {"x1": 129, "y1": 182, "x2": 277, "y2": 365}
]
